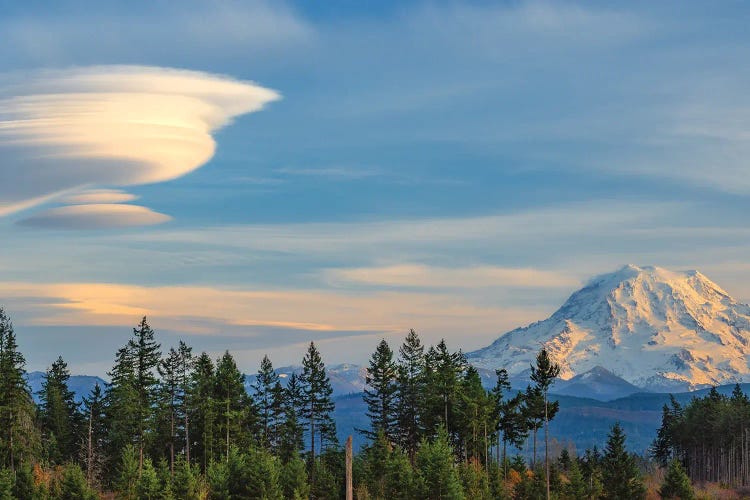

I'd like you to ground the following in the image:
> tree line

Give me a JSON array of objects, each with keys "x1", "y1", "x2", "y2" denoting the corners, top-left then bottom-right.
[
  {"x1": 653, "y1": 383, "x2": 750, "y2": 488},
  {"x1": 0, "y1": 307, "x2": 672, "y2": 498}
]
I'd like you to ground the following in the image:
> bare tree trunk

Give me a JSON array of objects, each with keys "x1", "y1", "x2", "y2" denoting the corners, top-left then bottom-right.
[
  {"x1": 9, "y1": 409, "x2": 14, "y2": 472},
  {"x1": 225, "y1": 399, "x2": 230, "y2": 463},
  {"x1": 345, "y1": 436, "x2": 353, "y2": 500},
  {"x1": 545, "y1": 394, "x2": 550, "y2": 500},
  {"x1": 87, "y1": 405, "x2": 93, "y2": 484},
  {"x1": 185, "y1": 412, "x2": 190, "y2": 465},
  {"x1": 170, "y1": 410, "x2": 175, "y2": 476}
]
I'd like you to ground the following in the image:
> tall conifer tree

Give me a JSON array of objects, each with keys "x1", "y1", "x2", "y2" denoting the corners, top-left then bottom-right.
[
  {"x1": 128, "y1": 317, "x2": 161, "y2": 469},
  {"x1": 38, "y1": 356, "x2": 81, "y2": 464},
  {"x1": 0, "y1": 309, "x2": 38, "y2": 470},
  {"x1": 397, "y1": 329, "x2": 425, "y2": 462},
  {"x1": 253, "y1": 355, "x2": 280, "y2": 450},
  {"x1": 601, "y1": 423, "x2": 646, "y2": 500},
  {"x1": 300, "y1": 342, "x2": 336, "y2": 477},
  {"x1": 362, "y1": 339, "x2": 399, "y2": 444},
  {"x1": 530, "y1": 348, "x2": 560, "y2": 500}
]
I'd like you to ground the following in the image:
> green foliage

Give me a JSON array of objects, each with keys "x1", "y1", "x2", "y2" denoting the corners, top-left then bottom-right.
[
  {"x1": 278, "y1": 373, "x2": 305, "y2": 463},
  {"x1": 564, "y1": 457, "x2": 587, "y2": 500},
  {"x1": 137, "y1": 458, "x2": 161, "y2": 500},
  {"x1": 116, "y1": 445, "x2": 140, "y2": 500},
  {"x1": 652, "y1": 385, "x2": 750, "y2": 485},
  {"x1": 459, "y1": 460, "x2": 491, "y2": 500},
  {"x1": 422, "y1": 340, "x2": 466, "y2": 439},
  {"x1": 362, "y1": 339, "x2": 399, "y2": 446},
  {"x1": 58, "y1": 462, "x2": 98, "y2": 500},
  {"x1": 514, "y1": 467, "x2": 546, "y2": 500},
  {"x1": 253, "y1": 355, "x2": 281, "y2": 450},
  {"x1": 396, "y1": 329, "x2": 426, "y2": 461},
  {"x1": 601, "y1": 423, "x2": 646, "y2": 500},
  {"x1": 189, "y1": 352, "x2": 216, "y2": 470},
  {"x1": 39, "y1": 356, "x2": 82, "y2": 464},
  {"x1": 0, "y1": 309, "x2": 40, "y2": 469},
  {"x1": 281, "y1": 454, "x2": 309, "y2": 500},
  {"x1": 0, "y1": 308, "x2": 607, "y2": 500},
  {"x1": 415, "y1": 426, "x2": 464, "y2": 500},
  {"x1": 206, "y1": 459, "x2": 229, "y2": 499},
  {"x1": 0, "y1": 468, "x2": 13, "y2": 500},
  {"x1": 301, "y1": 342, "x2": 337, "y2": 462},
  {"x1": 659, "y1": 459, "x2": 694, "y2": 500},
  {"x1": 13, "y1": 463, "x2": 38, "y2": 500},
  {"x1": 308, "y1": 457, "x2": 338, "y2": 500},
  {"x1": 214, "y1": 351, "x2": 254, "y2": 462},
  {"x1": 172, "y1": 457, "x2": 201, "y2": 500}
]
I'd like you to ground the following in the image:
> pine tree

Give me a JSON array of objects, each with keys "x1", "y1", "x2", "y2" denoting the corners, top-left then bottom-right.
[
  {"x1": 190, "y1": 352, "x2": 216, "y2": 470},
  {"x1": 423, "y1": 340, "x2": 466, "y2": 440},
  {"x1": 281, "y1": 454, "x2": 309, "y2": 499},
  {"x1": 384, "y1": 446, "x2": 417, "y2": 500},
  {"x1": 137, "y1": 458, "x2": 162, "y2": 499},
  {"x1": 157, "y1": 346, "x2": 181, "y2": 475},
  {"x1": 176, "y1": 341, "x2": 194, "y2": 465},
  {"x1": 11, "y1": 464, "x2": 36, "y2": 500},
  {"x1": 362, "y1": 339, "x2": 399, "y2": 444},
  {"x1": 0, "y1": 309, "x2": 39, "y2": 470},
  {"x1": 459, "y1": 459, "x2": 491, "y2": 500},
  {"x1": 659, "y1": 459, "x2": 694, "y2": 500},
  {"x1": 58, "y1": 463, "x2": 97, "y2": 500},
  {"x1": 397, "y1": 329, "x2": 425, "y2": 462},
  {"x1": 253, "y1": 355, "x2": 280, "y2": 450},
  {"x1": 38, "y1": 356, "x2": 82, "y2": 464},
  {"x1": 521, "y1": 385, "x2": 545, "y2": 468},
  {"x1": 415, "y1": 426, "x2": 465, "y2": 500},
  {"x1": 0, "y1": 468, "x2": 13, "y2": 500},
  {"x1": 128, "y1": 316, "x2": 162, "y2": 469},
  {"x1": 206, "y1": 458, "x2": 230, "y2": 499},
  {"x1": 300, "y1": 342, "x2": 336, "y2": 464},
  {"x1": 116, "y1": 444, "x2": 141, "y2": 500},
  {"x1": 456, "y1": 366, "x2": 491, "y2": 463},
  {"x1": 601, "y1": 423, "x2": 645, "y2": 500},
  {"x1": 213, "y1": 351, "x2": 249, "y2": 462},
  {"x1": 498, "y1": 392, "x2": 528, "y2": 478},
  {"x1": 652, "y1": 395, "x2": 682, "y2": 467},
  {"x1": 278, "y1": 373, "x2": 305, "y2": 462},
  {"x1": 105, "y1": 345, "x2": 139, "y2": 478},
  {"x1": 530, "y1": 348, "x2": 560, "y2": 500},
  {"x1": 491, "y1": 369, "x2": 510, "y2": 463},
  {"x1": 565, "y1": 457, "x2": 587, "y2": 500}
]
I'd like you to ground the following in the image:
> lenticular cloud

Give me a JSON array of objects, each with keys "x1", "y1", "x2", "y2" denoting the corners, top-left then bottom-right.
[{"x1": 0, "y1": 65, "x2": 279, "y2": 227}]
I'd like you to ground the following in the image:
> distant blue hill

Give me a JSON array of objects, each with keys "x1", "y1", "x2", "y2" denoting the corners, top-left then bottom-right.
[
  {"x1": 335, "y1": 382, "x2": 750, "y2": 454},
  {"x1": 26, "y1": 371, "x2": 106, "y2": 404}
]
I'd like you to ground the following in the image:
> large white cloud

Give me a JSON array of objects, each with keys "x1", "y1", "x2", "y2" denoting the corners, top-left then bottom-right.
[{"x1": 0, "y1": 65, "x2": 279, "y2": 226}]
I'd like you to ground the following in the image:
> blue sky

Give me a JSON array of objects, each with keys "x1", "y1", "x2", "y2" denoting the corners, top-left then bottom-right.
[{"x1": 2, "y1": 0, "x2": 750, "y2": 375}]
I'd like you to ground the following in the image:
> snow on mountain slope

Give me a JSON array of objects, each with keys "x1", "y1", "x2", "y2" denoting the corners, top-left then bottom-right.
[
  {"x1": 468, "y1": 265, "x2": 750, "y2": 392},
  {"x1": 244, "y1": 363, "x2": 366, "y2": 396}
]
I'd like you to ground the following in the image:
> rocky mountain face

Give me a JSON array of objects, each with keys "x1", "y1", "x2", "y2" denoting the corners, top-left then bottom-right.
[{"x1": 468, "y1": 265, "x2": 750, "y2": 392}]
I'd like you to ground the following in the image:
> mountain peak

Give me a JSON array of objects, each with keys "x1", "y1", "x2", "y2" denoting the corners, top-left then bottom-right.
[{"x1": 468, "y1": 265, "x2": 750, "y2": 392}]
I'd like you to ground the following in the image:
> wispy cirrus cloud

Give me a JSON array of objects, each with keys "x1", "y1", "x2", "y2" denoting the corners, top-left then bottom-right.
[
  {"x1": 18, "y1": 204, "x2": 171, "y2": 230},
  {"x1": 61, "y1": 189, "x2": 138, "y2": 205},
  {"x1": 0, "y1": 65, "x2": 279, "y2": 228},
  {"x1": 325, "y1": 264, "x2": 579, "y2": 290}
]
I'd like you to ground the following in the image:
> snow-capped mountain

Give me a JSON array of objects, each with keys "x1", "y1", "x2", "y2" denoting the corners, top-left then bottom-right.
[
  {"x1": 244, "y1": 363, "x2": 366, "y2": 397},
  {"x1": 468, "y1": 265, "x2": 750, "y2": 392}
]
